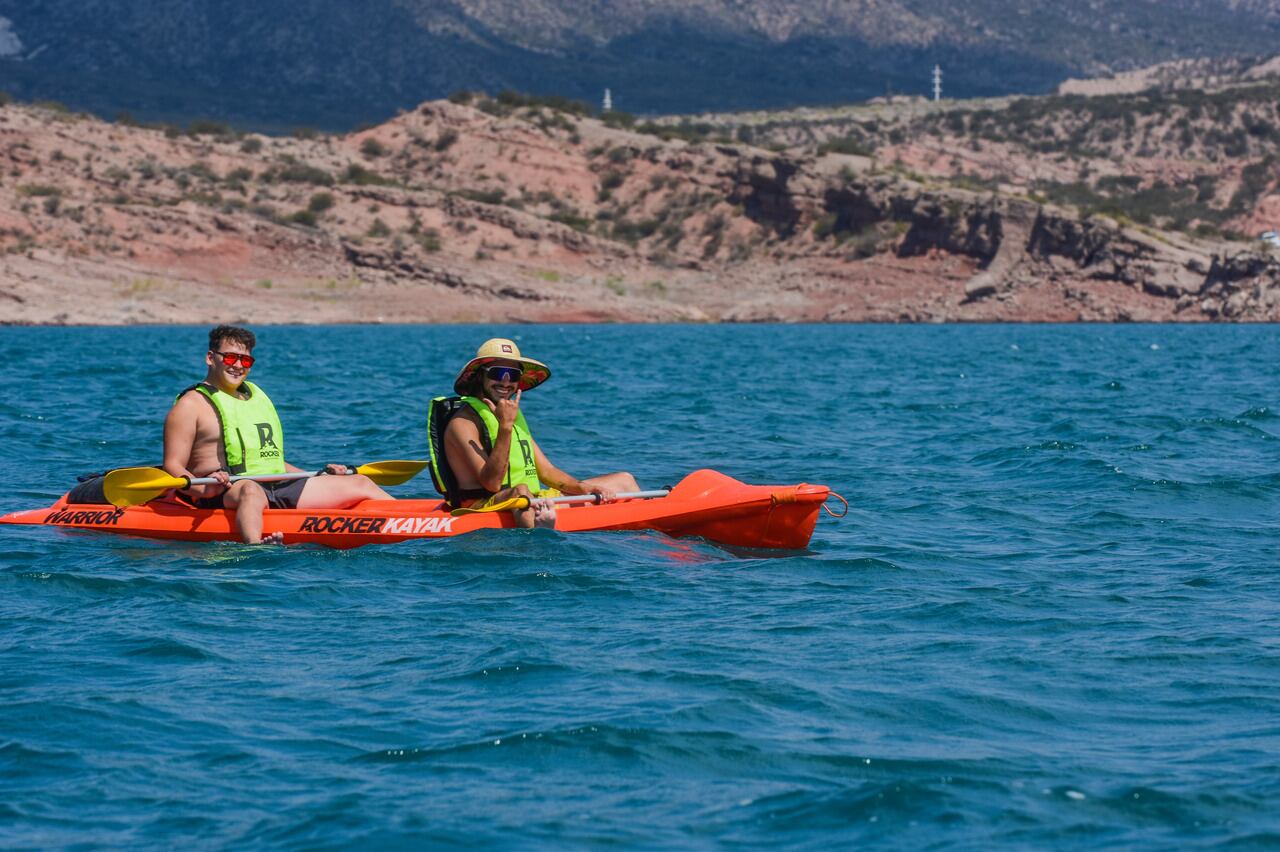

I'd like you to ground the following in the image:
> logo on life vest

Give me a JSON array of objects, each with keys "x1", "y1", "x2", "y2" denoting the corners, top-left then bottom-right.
[
  {"x1": 256, "y1": 423, "x2": 279, "y2": 449},
  {"x1": 46, "y1": 507, "x2": 125, "y2": 526}
]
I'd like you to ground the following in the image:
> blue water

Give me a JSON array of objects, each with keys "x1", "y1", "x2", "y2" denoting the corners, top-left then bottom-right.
[{"x1": 1, "y1": 324, "x2": 1278, "y2": 848}]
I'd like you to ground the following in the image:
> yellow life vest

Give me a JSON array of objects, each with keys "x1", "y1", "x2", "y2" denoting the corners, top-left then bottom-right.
[{"x1": 178, "y1": 381, "x2": 285, "y2": 476}]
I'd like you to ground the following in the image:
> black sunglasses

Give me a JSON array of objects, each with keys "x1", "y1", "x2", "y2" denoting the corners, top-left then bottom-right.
[{"x1": 483, "y1": 365, "x2": 523, "y2": 382}]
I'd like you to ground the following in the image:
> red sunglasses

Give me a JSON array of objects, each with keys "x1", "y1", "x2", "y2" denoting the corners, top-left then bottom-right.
[{"x1": 212, "y1": 350, "x2": 255, "y2": 368}]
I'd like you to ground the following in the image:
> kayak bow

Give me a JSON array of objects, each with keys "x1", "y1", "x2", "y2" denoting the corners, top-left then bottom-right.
[{"x1": 0, "y1": 469, "x2": 833, "y2": 550}]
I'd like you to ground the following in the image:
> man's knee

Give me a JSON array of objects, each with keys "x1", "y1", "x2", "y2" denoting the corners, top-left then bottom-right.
[
  {"x1": 352, "y1": 474, "x2": 381, "y2": 495},
  {"x1": 597, "y1": 472, "x2": 639, "y2": 492},
  {"x1": 227, "y1": 480, "x2": 266, "y2": 508},
  {"x1": 514, "y1": 484, "x2": 533, "y2": 498}
]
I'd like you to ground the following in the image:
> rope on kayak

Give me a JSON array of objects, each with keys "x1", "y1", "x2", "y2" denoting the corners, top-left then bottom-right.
[{"x1": 822, "y1": 492, "x2": 848, "y2": 518}]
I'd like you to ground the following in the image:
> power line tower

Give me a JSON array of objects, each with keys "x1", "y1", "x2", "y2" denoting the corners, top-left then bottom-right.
[
  {"x1": 602, "y1": 88, "x2": 613, "y2": 113},
  {"x1": 932, "y1": 65, "x2": 943, "y2": 102}
]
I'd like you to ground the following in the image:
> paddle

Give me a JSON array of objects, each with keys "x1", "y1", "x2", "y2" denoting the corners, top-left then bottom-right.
[
  {"x1": 103, "y1": 460, "x2": 429, "y2": 508},
  {"x1": 450, "y1": 489, "x2": 670, "y2": 516}
]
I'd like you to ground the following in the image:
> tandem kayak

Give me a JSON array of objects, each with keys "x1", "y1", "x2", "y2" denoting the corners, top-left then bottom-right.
[{"x1": 0, "y1": 469, "x2": 838, "y2": 550}]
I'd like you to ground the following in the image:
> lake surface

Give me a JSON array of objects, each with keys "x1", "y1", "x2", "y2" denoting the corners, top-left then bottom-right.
[{"x1": 1, "y1": 324, "x2": 1278, "y2": 848}]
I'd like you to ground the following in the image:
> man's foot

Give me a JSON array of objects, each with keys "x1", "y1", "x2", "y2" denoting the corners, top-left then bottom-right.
[
  {"x1": 249, "y1": 531, "x2": 285, "y2": 545},
  {"x1": 532, "y1": 500, "x2": 557, "y2": 529}
]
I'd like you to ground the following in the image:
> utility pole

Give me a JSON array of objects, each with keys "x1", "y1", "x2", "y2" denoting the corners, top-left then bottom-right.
[
  {"x1": 602, "y1": 88, "x2": 612, "y2": 113},
  {"x1": 932, "y1": 65, "x2": 943, "y2": 102}
]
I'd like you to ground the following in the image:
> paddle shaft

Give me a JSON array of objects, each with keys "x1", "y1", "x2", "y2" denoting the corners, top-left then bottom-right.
[
  {"x1": 182, "y1": 470, "x2": 336, "y2": 488},
  {"x1": 543, "y1": 489, "x2": 669, "y2": 505}
]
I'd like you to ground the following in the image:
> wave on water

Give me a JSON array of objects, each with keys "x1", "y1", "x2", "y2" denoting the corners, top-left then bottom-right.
[{"x1": 120, "y1": 637, "x2": 226, "y2": 662}]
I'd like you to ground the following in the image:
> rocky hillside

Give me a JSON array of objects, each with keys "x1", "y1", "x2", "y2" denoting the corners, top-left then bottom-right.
[
  {"x1": 662, "y1": 57, "x2": 1280, "y2": 239},
  {"x1": 1, "y1": 79, "x2": 1278, "y2": 325},
  {"x1": 2, "y1": 0, "x2": 1280, "y2": 128}
]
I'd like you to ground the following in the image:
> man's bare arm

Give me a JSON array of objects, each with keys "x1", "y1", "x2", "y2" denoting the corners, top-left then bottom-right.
[
  {"x1": 162, "y1": 396, "x2": 199, "y2": 481},
  {"x1": 531, "y1": 438, "x2": 588, "y2": 495},
  {"x1": 446, "y1": 413, "x2": 513, "y2": 493}
]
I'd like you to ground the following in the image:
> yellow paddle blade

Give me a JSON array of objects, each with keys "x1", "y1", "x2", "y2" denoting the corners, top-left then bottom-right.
[
  {"x1": 450, "y1": 496, "x2": 530, "y2": 517},
  {"x1": 103, "y1": 467, "x2": 188, "y2": 508},
  {"x1": 354, "y1": 460, "x2": 429, "y2": 486}
]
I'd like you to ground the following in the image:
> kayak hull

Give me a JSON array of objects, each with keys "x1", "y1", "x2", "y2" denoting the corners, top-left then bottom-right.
[{"x1": 0, "y1": 470, "x2": 830, "y2": 550}]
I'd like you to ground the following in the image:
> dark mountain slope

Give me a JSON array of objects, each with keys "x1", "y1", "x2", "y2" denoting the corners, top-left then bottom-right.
[{"x1": 0, "y1": 0, "x2": 1277, "y2": 129}]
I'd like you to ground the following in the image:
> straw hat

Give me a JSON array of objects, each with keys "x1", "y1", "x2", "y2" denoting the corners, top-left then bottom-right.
[{"x1": 453, "y1": 338, "x2": 552, "y2": 394}]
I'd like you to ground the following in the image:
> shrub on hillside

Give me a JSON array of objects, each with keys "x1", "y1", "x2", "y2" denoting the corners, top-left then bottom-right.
[
  {"x1": 308, "y1": 192, "x2": 335, "y2": 213},
  {"x1": 550, "y1": 211, "x2": 591, "y2": 232},
  {"x1": 491, "y1": 90, "x2": 592, "y2": 116},
  {"x1": 18, "y1": 185, "x2": 62, "y2": 197},
  {"x1": 611, "y1": 218, "x2": 659, "y2": 244},
  {"x1": 812, "y1": 213, "x2": 837, "y2": 239},
  {"x1": 434, "y1": 130, "x2": 459, "y2": 151},
  {"x1": 418, "y1": 228, "x2": 443, "y2": 252},
  {"x1": 818, "y1": 137, "x2": 874, "y2": 157},
  {"x1": 261, "y1": 162, "x2": 334, "y2": 186},
  {"x1": 342, "y1": 164, "x2": 392, "y2": 186},
  {"x1": 457, "y1": 188, "x2": 506, "y2": 205},
  {"x1": 360, "y1": 138, "x2": 389, "y2": 158},
  {"x1": 186, "y1": 162, "x2": 220, "y2": 183},
  {"x1": 601, "y1": 111, "x2": 636, "y2": 129},
  {"x1": 188, "y1": 120, "x2": 235, "y2": 139}
]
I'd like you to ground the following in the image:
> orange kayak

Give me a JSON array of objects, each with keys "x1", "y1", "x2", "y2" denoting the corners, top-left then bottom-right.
[{"x1": 0, "y1": 469, "x2": 832, "y2": 550}]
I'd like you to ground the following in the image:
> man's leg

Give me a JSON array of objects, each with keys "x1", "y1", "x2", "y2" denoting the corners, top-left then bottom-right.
[
  {"x1": 529, "y1": 497, "x2": 557, "y2": 529},
  {"x1": 513, "y1": 484, "x2": 558, "y2": 529},
  {"x1": 470, "y1": 484, "x2": 541, "y2": 529},
  {"x1": 221, "y1": 480, "x2": 281, "y2": 545},
  {"x1": 295, "y1": 474, "x2": 392, "y2": 510},
  {"x1": 582, "y1": 471, "x2": 640, "y2": 494},
  {"x1": 462, "y1": 484, "x2": 548, "y2": 529}
]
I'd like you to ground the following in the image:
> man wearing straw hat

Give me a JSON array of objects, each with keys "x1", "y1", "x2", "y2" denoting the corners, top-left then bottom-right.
[{"x1": 442, "y1": 338, "x2": 639, "y2": 528}]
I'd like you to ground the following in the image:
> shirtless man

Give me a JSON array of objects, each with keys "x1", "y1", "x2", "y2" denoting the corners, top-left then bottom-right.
[
  {"x1": 441, "y1": 338, "x2": 638, "y2": 528},
  {"x1": 163, "y1": 325, "x2": 392, "y2": 544}
]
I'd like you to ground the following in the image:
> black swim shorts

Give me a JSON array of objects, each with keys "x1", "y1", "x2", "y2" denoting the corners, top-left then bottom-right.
[{"x1": 186, "y1": 477, "x2": 308, "y2": 510}]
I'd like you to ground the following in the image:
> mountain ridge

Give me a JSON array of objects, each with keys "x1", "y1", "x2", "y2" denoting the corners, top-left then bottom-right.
[{"x1": 2, "y1": 1, "x2": 1280, "y2": 129}]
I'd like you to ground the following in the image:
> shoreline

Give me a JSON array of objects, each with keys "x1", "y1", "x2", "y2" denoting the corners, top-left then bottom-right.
[{"x1": 5, "y1": 318, "x2": 1275, "y2": 327}]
